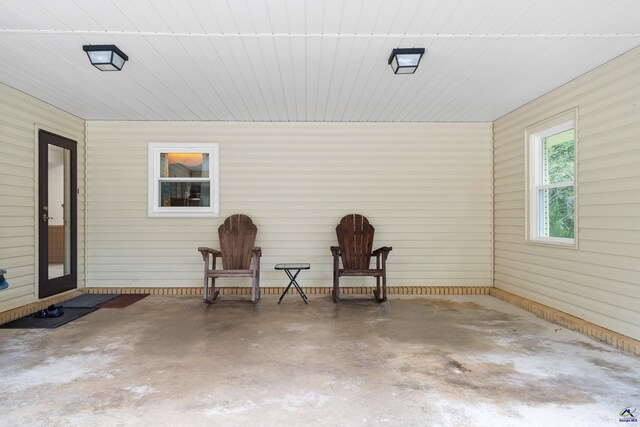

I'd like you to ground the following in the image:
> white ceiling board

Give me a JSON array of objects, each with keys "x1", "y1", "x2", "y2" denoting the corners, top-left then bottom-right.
[
  {"x1": 0, "y1": 0, "x2": 639, "y2": 122},
  {"x1": 1, "y1": 0, "x2": 640, "y2": 35},
  {"x1": 304, "y1": 1, "x2": 326, "y2": 36},
  {"x1": 247, "y1": 0, "x2": 275, "y2": 34},
  {"x1": 254, "y1": 37, "x2": 287, "y2": 121},
  {"x1": 0, "y1": 33, "x2": 128, "y2": 118},
  {"x1": 304, "y1": 36, "x2": 322, "y2": 120},
  {"x1": 108, "y1": 1, "x2": 164, "y2": 33},
  {"x1": 223, "y1": 36, "x2": 272, "y2": 120},
  {"x1": 326, "y1": 37, "x2": 362, "y2": 121},
  {"x1": 34, "y1": 0, "x2": 99, "y2": 31},
  {"x1": 290, "y1": 36, "x2": 309, "y2": 122},
  {"x1": 0, "y1": 3, "x2": 36, "y2": 29},
  {"x1": 384, "y1": 38, "x2": 472, "y2": 122},
  {"x1": 314, "y1": 36, "x2": 340, "y2": 121},
  {"x1": 575, "y1": 3, "x2": 640, "y2": 35},
  {"x1": 205, "y1": 0, "x2": 242, "y2": 34}
]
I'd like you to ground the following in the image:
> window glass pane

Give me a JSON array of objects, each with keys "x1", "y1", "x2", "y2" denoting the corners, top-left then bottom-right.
[
  {"x1": 538, "y1": 186, "x2": 574, "y2": 238},
  {"x1": 159, "y1": 181, "x2": 210, "y2": 207},
  {"x1": 542, "y1": 129, "x2": 574, "y2": 184},
  {"x1": 160, "y1": 153, "x2": 209, "y2": 178}
]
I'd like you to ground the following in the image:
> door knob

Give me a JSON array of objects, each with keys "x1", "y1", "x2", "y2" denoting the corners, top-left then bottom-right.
[{"x1": 42, "y1": 206, "x2": 52, "y2": 222}]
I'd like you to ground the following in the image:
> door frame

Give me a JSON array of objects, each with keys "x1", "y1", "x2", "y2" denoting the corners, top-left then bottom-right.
[{"x1": 38, "y1": 129, "x2": 78, "y2": 298}]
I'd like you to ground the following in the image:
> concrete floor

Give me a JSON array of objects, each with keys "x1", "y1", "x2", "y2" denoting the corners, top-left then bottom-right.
[{"x1": 1, "y1": 294, "x2": 639, "y2": 427}]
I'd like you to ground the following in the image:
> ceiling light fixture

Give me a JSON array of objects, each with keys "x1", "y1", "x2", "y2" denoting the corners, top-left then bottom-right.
[
  {"x1": 82, "y1": 45, "x2": 128, "y2": 71},
  {"x1": 388, "y1": 48, "x2": 425, "y2": 74}
]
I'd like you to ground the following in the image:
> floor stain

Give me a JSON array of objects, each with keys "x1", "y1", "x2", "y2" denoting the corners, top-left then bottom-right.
[
  {"x1": 447, "y1": 359, "x2": 471, "y2": 373},
  {"x1": 1, "y1": 295, "x2": 638, "y2": 427}
]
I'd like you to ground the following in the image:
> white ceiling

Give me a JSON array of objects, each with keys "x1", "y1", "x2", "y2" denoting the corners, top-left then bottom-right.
[{"x1": 1, "y1": 0, "x2": 639, "y2": 122}]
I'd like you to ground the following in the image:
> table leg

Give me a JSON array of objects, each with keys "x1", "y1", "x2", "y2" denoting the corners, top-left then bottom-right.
[
  {"x1": 277, "y1": 269, "x2": 308, "y2": 304},
  {"x1": 285, "y1": 269, "x2": 308, "y2": 304},
  {"x1": 278, "y1": 273, "x2": 296, "y2": 304}
]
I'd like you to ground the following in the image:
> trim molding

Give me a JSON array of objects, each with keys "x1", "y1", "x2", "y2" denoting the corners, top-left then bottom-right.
[{"x1": 490, "y1": 288, "x2": 640, "y2": 356}]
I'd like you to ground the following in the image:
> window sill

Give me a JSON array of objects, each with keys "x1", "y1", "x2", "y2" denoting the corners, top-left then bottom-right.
[
  {"x1": 148, "y1": 210, "x2": 219, "y2": 218},
  {"x1": 525, "y1": 238, "x2": 577, "y2": 250}
]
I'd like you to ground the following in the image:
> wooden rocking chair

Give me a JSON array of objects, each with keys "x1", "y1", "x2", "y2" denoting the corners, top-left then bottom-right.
[
  {"x1": 330, "y1": 214, "x2": 392, "y2": 303},
  {"x1": 198, "y1": 214, "x2": 261, "y2": 304}
]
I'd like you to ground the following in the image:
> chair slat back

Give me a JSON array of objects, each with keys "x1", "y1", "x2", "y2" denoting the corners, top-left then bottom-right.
[
  {"x1": 218, "y1": 214, "x2": 257, "y2": 270},
  {"x1": 336, "y1": 214, "x2": 375, "y2": 270}
]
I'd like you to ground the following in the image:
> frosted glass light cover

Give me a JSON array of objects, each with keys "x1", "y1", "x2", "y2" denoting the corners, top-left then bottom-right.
[
  {"x1": 396, "y1": 66, "x2": 417, "y2": 74},
  {"x1": 112, "y1": 53, "x2": 126, "y2": 70},
  {"x1": 88, "y1": 50, "x2": 112, "y2": 64},
  {"x1": 396, "y1": 53, "x2": 422, "y2": 67}
]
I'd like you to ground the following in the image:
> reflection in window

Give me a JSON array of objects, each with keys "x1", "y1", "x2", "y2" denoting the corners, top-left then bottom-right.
[
  {"x1": 149, "y1": 144, "x2": 219, "y2": 217},
  {"x1": 160, "y1": 182, "x2": 210, "y2": 207},
  {"x1": 159, "y1": 153, "x2": 210, "y2": 207},
  {"x1": 161, "y1": 153, "x2": 209, "y2": 178}
]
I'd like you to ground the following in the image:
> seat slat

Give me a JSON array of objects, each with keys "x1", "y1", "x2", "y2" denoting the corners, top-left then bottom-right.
[
  {"x1": 339, "y1": 269, "x2": 384, "y2": 277},
  {"x1": 207, "y1": 270, "x2": 254, "y2": 277}
]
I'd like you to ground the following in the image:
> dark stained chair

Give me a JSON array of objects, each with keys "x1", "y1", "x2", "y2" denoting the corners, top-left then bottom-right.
[
  {"x1": 198, "y1": 214, "x2": 261, "y2": 304},
  {"x1": 330, "y1": 214, "x2": 392, "y2": 303}
]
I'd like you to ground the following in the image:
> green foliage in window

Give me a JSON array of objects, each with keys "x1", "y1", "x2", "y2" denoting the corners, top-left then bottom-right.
[
  {"x1": 548, "y1": 187, "x2": 574, "y2": 238},
  {"x1": 543, "y1": 129, "x2": 575, "y2": 239},
  {"x1": 543, "y1": 129, "x2": 574, "y2": 184}
]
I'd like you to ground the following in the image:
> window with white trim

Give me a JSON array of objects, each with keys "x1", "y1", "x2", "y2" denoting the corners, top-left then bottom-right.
[
  {"x1": 526, "y1": 111, "x2": 576, "y2": 245},
  {"x1": 148, "y1": 143, "x2": 219, "y2": 217}
]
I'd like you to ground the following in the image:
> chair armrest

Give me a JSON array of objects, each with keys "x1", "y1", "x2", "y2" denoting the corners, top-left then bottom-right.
[
  {"x1": 252, "y1": 247, "x2": 262, "y2": 257},
  {"x1": 198, "y1": 247, "x2": 222, "y2": 256},
  {"x1": 330, "y1": 246, "x2": 341, "y2": 256},
  {"x1": 372, "y1": 246, "x2": 392, "y2": 256}
]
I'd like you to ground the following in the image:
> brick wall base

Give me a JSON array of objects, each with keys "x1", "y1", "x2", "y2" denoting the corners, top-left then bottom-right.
[
  {"x1": 1, "y1": 285, "x2": 637, "y2": 357},
  {"x1": 490, "y1": 288, "x2": 640, "y2": 356},
  {"x1": 83, "y1": 285, "x2": 492, "y2": 296},
  {"x1": 0, "y1": 289, "x2": 84, "y2": 326}
]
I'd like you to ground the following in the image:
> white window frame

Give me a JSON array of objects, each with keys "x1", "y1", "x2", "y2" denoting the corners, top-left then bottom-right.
[
  {"x1": 525, "y1": 109, "x2": 577, "y2": 247},
  {"x1": 148, "y1": 142, "x2": 219, "y2": 217}
]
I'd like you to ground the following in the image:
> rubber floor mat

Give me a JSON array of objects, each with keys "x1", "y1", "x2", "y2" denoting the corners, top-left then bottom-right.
[
  {"x1": 0, "y1": 308, "x2": 98, "y2": 329},
  {"x1": 60, "y1": 294, "x2": 118, "y2": 308},
  {"x1": 97, "y1": 294, "x2": 148, "y2": 308}
]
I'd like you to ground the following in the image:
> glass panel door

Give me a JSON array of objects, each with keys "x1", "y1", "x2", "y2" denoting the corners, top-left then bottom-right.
[
  {"x1": 47, "y1": 144, "x2": 71, "y2": 279},
  {"x1": 39, "y1": 130, "x2": 77, "y2": 298}
]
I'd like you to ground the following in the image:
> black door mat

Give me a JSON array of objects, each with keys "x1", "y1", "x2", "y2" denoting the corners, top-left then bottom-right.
[
  {"x1": 61, "y1": 293, "x2": 118, "y2": 308},
  {"x1": 0, "y1": 307, "x2": 98, "y2": 329},
  {"x1": 97, "y1": 294, "x2": 148, "y2": 308}
]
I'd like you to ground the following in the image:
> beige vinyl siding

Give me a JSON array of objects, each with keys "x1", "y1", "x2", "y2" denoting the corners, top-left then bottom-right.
[
  {"x1": 0, "y1": 83, "x2": 86, "y2": 313},
  {"x1": 86, "y1": 122, "x2": 492, "y2": 288},
  {"x1": 493, "y1": 47, "x2": 640, "y2": 340}
]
